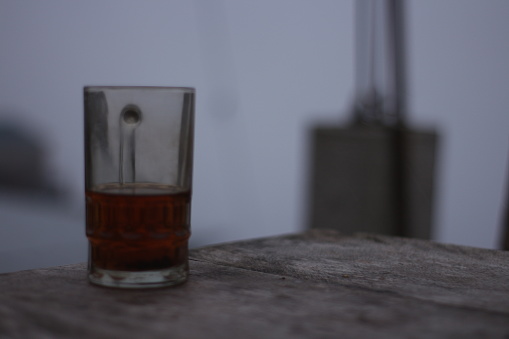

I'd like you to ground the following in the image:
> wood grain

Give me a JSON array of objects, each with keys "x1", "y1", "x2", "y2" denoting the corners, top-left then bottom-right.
[{"x1": 0, "y1": 230, "x2": 508, "y2": 338}]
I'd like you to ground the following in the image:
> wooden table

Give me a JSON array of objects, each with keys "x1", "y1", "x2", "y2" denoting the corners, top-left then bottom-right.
[{"x1": 1, "y1": 230, "x2": 508, "y2": 338}]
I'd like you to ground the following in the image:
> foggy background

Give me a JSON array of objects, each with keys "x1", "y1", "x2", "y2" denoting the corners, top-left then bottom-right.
[{"x1": 1, "y1": 0, "x2": 508, "y2": 273}]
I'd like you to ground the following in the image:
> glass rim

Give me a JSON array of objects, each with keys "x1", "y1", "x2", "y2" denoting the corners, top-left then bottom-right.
[{"x1": 84, "y1": 86, "x2": 195, "y2": 92}]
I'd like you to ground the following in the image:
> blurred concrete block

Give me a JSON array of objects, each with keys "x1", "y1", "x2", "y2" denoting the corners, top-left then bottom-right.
[{"x1": 308, "y1": 125, "x2": 438, "y2": 239}]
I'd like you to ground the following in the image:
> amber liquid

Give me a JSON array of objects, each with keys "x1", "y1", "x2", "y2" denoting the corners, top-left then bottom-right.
[{"x1": 86, "y1": 183, "x2": 191, "y2": 272}]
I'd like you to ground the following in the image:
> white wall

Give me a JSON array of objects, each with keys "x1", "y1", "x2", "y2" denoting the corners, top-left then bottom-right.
[
  {"x1": 0, "y1": 0, "x2": 508, "y2": 272},
  {"x1": 408, "y1": 0, "x2": 509, "y2": 248}
]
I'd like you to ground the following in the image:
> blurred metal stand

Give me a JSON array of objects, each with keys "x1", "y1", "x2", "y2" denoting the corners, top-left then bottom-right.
[
  {"x1": 503, "y1": 204, "x2": 509, "y2": 250},
  {"x1": 308, "y1": 0, "x2": 439, "y2": 238},
  {"x1": 501, "y1": 162, "x2": 509, "y2": 250}
]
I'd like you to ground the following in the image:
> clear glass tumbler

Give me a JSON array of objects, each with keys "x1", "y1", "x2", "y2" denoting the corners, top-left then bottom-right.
[{"x1": 84, "y1": 86, "x2": 195, "y2": 288}]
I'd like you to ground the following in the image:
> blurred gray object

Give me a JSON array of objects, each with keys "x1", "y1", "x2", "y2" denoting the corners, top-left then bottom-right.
[
  {"x1": 0, "y1": 122, "x2": 46, "y2": 191},
  {"x1": 0, "y1": 119, "x2": 60, "y2": 197},
  {"x1": 308, "y1": 0, "x2": 439, "y2": 238},
  {"x1": 309, "y1": 126, "x2": 438, "y2": 238}
]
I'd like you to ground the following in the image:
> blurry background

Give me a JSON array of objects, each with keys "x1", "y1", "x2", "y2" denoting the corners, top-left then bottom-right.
[{"x1": 1, "y1": 0, "x2": 508, "y2": 273}]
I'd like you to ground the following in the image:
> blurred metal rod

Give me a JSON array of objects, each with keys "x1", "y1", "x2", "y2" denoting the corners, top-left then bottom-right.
[
  {"x1": 353, "y1": 0, "x2": 408, "y2": 126},
  {"x1": 387, "y1": 0, "x2": 407, "y2": 126}
]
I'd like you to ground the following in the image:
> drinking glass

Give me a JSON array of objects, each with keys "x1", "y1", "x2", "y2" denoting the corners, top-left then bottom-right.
[{"x1": 84, "y1": 86, "x2": 195, "y2": 288}]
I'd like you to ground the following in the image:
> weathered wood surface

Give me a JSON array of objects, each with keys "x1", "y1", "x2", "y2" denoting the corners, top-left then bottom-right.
[{"x1": 1, "y1": 230, "x2": 508, "y2": 338}]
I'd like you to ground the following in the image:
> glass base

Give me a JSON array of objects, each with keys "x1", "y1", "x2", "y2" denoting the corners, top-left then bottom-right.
[{"x1": 88, "y1": 264, "x2": 188, "y2": 289}]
